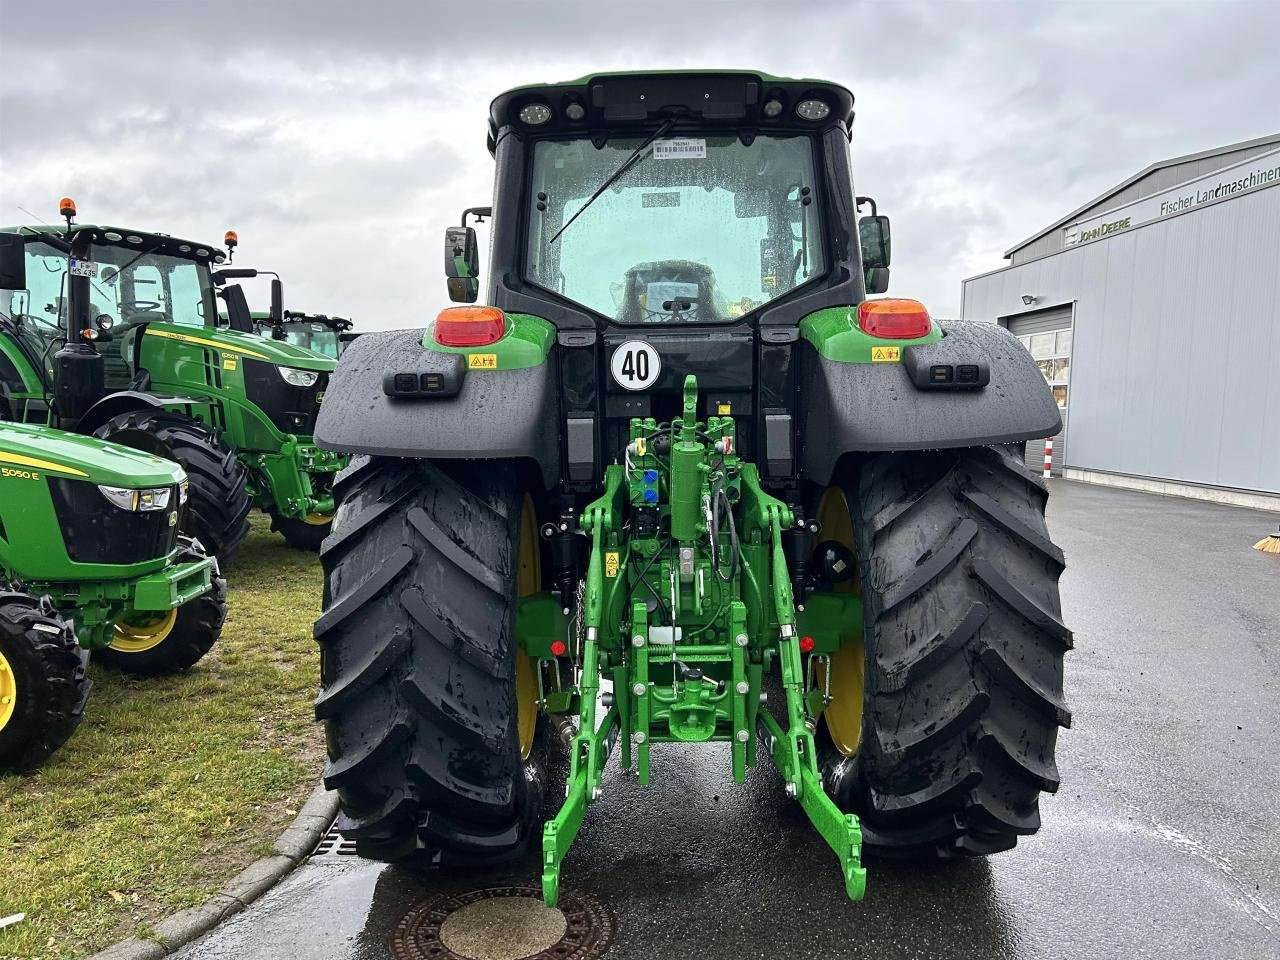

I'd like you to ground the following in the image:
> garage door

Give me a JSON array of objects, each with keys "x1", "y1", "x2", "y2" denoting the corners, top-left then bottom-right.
[{"x1": 1004, "y1": 306, "x2": 1072, "y2": 476}]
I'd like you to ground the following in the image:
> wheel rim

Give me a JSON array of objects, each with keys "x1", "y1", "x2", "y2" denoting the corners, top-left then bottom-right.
[
  {"x1": 0, "y1": 649, "x2": 16, "y2": 733},
  {"x1": 303, "y1": 513, "x2": 332, "y2": 526},
  {"x1": 815, "y1": 486, "x2": 865, "y2": 757},
  {"x1": 111, "y1": 609, "x2": 178, "y2": 653},
  {"x1": 516, "y1": 495, "x2": 540, "y2": 760}
]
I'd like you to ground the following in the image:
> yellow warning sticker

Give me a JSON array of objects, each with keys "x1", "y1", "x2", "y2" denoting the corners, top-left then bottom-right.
[
  {"x1": 871, "y1": 346, "x2": 901, "y2": 362},
  {"x1": 222, "y1": 356, "x2": 237, "y2": 371},
  {"x1": 604, "y1": 551, "x2": 620, "y2": 578},
  {"x1": 468, "y1": 353, "x2": 498, "y2": 369}
]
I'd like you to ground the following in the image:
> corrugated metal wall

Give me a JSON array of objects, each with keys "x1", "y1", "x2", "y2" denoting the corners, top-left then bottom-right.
[{"x1": 963, "y1": 184, "x2": 1280, "y2": 494}]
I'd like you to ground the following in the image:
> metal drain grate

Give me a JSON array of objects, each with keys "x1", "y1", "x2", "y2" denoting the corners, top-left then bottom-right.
[
  {"x1": 312, "y1": 823, "x2": 359, "y2": 857},
  {"x1": 391, "y1": 884, "x2": 613, "y2": 960}
]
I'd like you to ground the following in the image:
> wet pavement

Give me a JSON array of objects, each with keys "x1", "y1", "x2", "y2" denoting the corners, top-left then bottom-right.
[{"x1": 173, "y1": 480, "x2": 1280, "y2": 960}]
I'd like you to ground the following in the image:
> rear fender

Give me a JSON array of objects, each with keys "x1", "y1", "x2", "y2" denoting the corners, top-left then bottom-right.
[
  {"x1": 800, "y1": 320, "x2": 1061, "y2": 484},
  {"x1": 315, "y1": 330, "x2": 561, "y2": 489}
]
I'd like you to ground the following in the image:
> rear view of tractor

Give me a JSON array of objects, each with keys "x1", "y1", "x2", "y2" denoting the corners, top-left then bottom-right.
[
  {"x1": 0, "y1": 420, "x2": 225, "y2": 772},
  {"x1": 0, "y1": 210, "x2": 346, "y2": 557},
  {"x1": 314, "y1": 71, "x2": 1071, "y2": 905}
]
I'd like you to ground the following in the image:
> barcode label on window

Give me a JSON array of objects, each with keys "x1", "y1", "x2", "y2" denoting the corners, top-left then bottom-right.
[{"x1": 653, "y1": 138, "x2": 706, "y2": 160}]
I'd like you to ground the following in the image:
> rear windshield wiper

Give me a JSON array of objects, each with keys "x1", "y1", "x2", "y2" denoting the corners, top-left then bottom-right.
[{"x1": 549, "y1": 117, "x2": 676, "y2": 244}]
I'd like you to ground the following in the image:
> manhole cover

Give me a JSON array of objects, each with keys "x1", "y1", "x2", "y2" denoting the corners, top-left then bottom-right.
[{"x1": 391, "y1": 884, "x2": 612, "y2": 960}]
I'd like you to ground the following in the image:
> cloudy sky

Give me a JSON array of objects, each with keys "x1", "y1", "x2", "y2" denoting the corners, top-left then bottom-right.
[{"x1": 2, "y1": 0, "x2": 1276, "y2": 328}]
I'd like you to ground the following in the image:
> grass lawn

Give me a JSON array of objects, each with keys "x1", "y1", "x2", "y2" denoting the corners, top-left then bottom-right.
[{"x1": 1, "y1": 514, "x2": 326, "y2": 959}]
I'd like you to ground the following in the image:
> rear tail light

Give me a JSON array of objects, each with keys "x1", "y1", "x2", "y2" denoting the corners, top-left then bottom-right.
[
  {"x1": 857, "y1": 298, "x2": 932, "y2": 339},
  {"x1": 433, "y1": 306, "x2": 506, "y2": 347}
]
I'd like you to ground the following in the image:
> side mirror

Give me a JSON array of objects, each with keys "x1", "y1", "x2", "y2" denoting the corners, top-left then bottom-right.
[
  {"x1": 270, "y1": 278, "x2": 284, "y2": 323},
  {"x1": 445, "y1": 226, "x2": 479, "y2": 303},
  {"x1": 859, "y1": 215, "x2": 892, "y2": 270},
  {"x1": 0, "y1": 234, "x2": 25, "y2": 290},
  {"x1": 219, "y1": 284, "x2": 253, "y2": 333},
  {"x1": 865, "y1": 267, "x2": 890, "y2": 294}
]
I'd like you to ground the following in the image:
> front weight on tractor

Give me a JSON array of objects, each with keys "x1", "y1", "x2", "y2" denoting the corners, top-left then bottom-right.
[{"x1": 314, "y1": 70, "x2": 1071, "y2": 905}]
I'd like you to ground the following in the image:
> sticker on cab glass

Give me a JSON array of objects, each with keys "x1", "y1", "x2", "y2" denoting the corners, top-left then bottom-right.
[
  {"x1": 610, "y1": 340, "x2": 661, "y2": 391},
  {"x1": 604, "y1": 551, "x2": 620, "y2": 578},
  {"x1": 69, "y1": 259, "x2": 98, "y2": 278},
  {"x1": 871, "y1": 346, "x2": 901, "y2": 362},
  {"x1": 468, "y1": 353, "x2": 498, "y2": 369},
  {"x1": 653, "y1": 138, "x2": 706, "y2": 160}
]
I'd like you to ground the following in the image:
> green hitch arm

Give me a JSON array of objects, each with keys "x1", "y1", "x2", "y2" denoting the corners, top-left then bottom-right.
[
  {"x1": 543, "y1": 473, "x2": 625, "y2": 908},
  {"x1": 759, "y1": 506, "x2": 867, "y2": 901}
]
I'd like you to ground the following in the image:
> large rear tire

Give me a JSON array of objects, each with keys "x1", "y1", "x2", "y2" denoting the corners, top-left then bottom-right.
[
  {"x1": 96, "y1": 538, "x2": 228, "y2": 675},
  {"x1": 0, "y1": 592, "x2": 91, "y2": 773},
  {"x1": 816, "y1": 445, "x2": 1071, "y2": 857},
  {"x1": 94, "y1": 409, "x2": 252, "y2": 564},
  {"x1": 315, "y1": 456, "x2": 552, "y2": 866}
]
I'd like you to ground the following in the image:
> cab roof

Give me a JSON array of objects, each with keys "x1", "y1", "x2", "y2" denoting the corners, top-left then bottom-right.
[
  {"x1": 0, "y1": 224, "x2": 227, "y2": 265},
  {"x1": 487, "y1": 69, "x2": 855, "y2": 152}
]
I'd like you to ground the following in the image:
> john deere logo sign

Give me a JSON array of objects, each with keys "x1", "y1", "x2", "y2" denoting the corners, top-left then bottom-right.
[
  {"x1": 1066, "y1": 216, "x2": 1132, "y2": 246},
  {"x1": 1064, "y1": 146, "x2": 1280, "y2": 248}
]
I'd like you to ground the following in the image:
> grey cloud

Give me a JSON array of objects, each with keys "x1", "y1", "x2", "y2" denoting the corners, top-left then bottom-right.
[{"x1": 1, "y1": 0, "x2": 1277, "y2": 325}]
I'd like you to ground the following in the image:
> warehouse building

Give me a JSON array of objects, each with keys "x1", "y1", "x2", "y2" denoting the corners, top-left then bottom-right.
[{"x1": 961, "y1": 133, "x2": 1280, "y2": 510}]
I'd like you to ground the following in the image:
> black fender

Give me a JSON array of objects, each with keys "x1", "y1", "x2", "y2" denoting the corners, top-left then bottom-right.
[
  {"x1": 76, "y1": 391, "x2": 204, "y2": 437},
  {"x1": 314, "y1": 330, "x2": 562, "y2": 489},
  {"x1": 800, "y1": 320, "x2": 1061, "y2": 484}
]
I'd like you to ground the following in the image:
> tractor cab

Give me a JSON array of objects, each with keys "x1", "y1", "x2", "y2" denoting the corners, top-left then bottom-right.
[
  {"x1": 438, "y1": 71, "x2": 893, "y2": 480},
  {"x1": 253, "y1": 311, "x2": 353, "y2": 359}
]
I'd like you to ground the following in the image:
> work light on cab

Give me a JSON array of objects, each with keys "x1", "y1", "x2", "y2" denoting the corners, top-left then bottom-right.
[
  {"x1": 434, "y1": 306, "x2": 506, "y2": 347},
  {"x1": 857, "y1": 298, "x2": 932, "y2": 339}
]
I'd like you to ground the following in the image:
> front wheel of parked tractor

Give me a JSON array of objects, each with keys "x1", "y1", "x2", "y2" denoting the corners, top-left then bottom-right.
[
  {"x1": 815, "y1": 444, "x2": 1071, "y2": 858},
  {"x1": 269, "y1": 511, "x2": 332, "y2": 552},
  {"x1": 315, "y1": 456, "x2": 555, "y2": 867},
  {"x1": 96, "y1": 539, "x2": 228, "y2": 676},
  {"x1": 0, "y1": 592, "x2": 91, "y2": 773},
  {"x1": 94, "y1": 409, "x2": 252, "y2": 564}
]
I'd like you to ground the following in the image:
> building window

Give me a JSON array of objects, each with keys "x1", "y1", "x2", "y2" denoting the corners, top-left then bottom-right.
[{"x1": 1020, "y1": 333, "x2": 1070, "y2": 410}]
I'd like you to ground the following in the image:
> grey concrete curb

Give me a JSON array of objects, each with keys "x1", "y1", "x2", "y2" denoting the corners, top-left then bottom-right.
[{"x1": 86, "y1": 782, "x2": 340, "y2": 960}]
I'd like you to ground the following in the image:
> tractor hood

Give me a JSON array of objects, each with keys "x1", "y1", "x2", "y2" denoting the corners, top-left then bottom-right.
[
  {"x1": 0, "y1": 421, "x2": 185, "y2": 488},
  {"x1": 145, "y1": 324, "x2": 337, "y2": 372}
]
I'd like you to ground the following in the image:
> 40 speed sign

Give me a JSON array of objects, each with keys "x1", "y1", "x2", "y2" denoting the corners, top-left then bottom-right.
[{"x1": 610, "y1": 340, "x2": 662, "y2": 391}]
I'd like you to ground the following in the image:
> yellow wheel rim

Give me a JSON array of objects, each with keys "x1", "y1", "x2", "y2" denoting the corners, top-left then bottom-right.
[
  {"x1": 111, "y1": 609, "x2": 178, "y2": 654},
  {"x1": 0, "y1": 648, "x2": 17, "y2": 733},
  {"x1": 815, "y1": 486, "x2": 865, "y2": 757},
  {"x1": 303, "y1": 513, "x2": 332, "y2": 526},
  {"x1": 515, "y1": 495, "x2": 541, "y2": 760}
]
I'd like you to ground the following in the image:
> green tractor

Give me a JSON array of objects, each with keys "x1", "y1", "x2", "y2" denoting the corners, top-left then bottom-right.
[
  {"x1": 0, "y1": 205, "x2": 346, "y2": 556},
  {"x1": 313, "y1": 71, "x2": 1071, "y2": 906},
  {"x1": 0, "y1": 419, "x2": 226, "y2": 771}
]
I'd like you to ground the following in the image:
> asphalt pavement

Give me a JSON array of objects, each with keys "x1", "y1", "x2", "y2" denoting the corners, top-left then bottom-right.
[{"x1": 172, "y1": 479, "x2": 1280, "y2": 960}]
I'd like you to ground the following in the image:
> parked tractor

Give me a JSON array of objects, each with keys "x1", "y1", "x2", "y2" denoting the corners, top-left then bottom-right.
[
  {"x1": 0, "y1": 207, "x2": 346, "y2": 557},
  {"x1": 313, "y1": 71, "x2": 1071, "y2": 906},
  {"x1": 0, "y1": 420, "x2": 226, "y2": 771}
]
